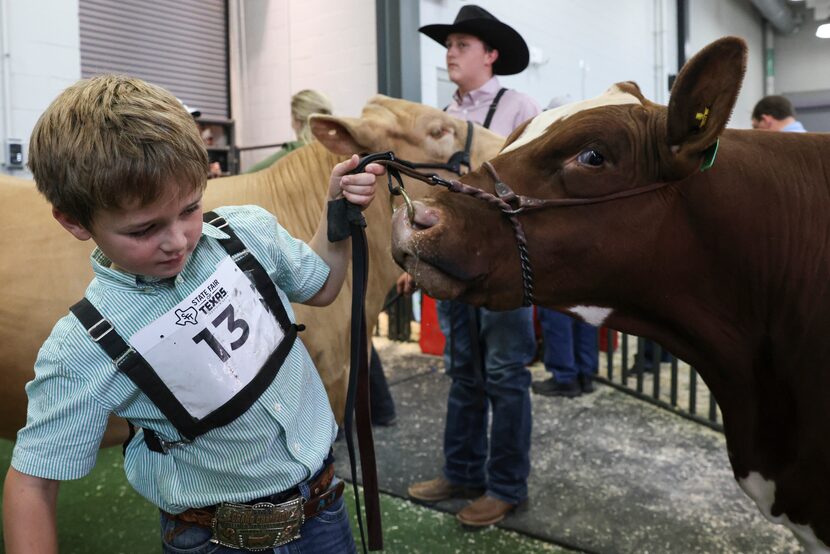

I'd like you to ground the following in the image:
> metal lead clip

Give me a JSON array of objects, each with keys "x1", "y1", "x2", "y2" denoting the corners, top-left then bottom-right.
[{"x1": 400, "y1": 186, "x2": 414, "y2": 223}]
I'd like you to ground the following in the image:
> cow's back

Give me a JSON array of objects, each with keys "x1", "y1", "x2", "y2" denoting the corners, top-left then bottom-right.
[{"x1": 0, "y1": 177, "x2": 95, "y2": 439}]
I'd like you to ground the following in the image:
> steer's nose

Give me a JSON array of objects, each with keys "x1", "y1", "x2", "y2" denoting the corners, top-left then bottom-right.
[
  {"x1": 392, "y1": 200, "x2": 442, "y2": 254},
  {"x1": 408, "y1": 200, "x2": 440, "y2": 229}
]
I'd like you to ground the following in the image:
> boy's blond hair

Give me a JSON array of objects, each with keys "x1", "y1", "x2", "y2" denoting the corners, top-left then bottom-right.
[{"x1": 29, "y1": 74, "x2": 208, "y2": 228}]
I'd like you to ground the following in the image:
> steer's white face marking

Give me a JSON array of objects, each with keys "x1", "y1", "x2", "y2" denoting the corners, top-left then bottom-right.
[
  {"x1": 739, "y1": 472, "x2": 830, "y2": 553},
  {"x1": 501, "y1": 85, "x2": 642, "y2": 154},
  {"x1": 569, "y1": 305, "x2": 613, "y2": 327}
]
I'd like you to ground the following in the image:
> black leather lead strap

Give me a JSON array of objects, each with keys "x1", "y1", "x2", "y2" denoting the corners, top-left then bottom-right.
[{"x1": 327, "y1": 197, "x2": 382, "y2": 552}]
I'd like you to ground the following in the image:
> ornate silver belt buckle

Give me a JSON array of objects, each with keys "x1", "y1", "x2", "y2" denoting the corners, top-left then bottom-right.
[{"x1": 211, "y1": 497, "x2": 305, "y2": 551}]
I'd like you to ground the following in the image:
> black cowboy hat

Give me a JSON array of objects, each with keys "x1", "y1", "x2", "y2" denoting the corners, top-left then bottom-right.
[{"x1": 418, "y1": 5, "x2": 530, "y2": 75}]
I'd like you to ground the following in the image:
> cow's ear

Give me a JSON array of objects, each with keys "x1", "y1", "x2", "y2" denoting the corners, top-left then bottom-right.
[
  {"x1": 664, "y1": 36, "x2": 747, "y2": 175},
  {"x1": 310, "y1": 115, "x2": 371, "y2": 155}
]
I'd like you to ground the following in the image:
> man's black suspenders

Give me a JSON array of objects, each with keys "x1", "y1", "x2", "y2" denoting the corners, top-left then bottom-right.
[
  {"x1": 70, "y1": 211, "x2": 301, "y2": 453},
  {"x1": 482, "y1": 87, "x2": 508, "y2": 130},
  {"x1": 443, "y1": 87, "x2": 508, "y2": 131},
  {"x1": 443, "y1": 89, "x2": 508, "y2": 391}
]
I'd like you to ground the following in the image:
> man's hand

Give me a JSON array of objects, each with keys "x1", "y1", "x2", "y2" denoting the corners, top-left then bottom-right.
[
  {"x1": 396, "y1": 272, "x2": 418, "y2": 296},
  {"x1": 328, "y1": 154, "x2": 384, "y2": 210}
]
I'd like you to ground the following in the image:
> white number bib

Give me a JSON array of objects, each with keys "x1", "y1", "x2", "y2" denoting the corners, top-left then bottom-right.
[{"x1": 130, "y1": 257, "x2": 285, "y2": 419}]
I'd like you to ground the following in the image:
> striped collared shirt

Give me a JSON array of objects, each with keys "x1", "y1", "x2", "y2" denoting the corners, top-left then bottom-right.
[{"x1": 12, "y1": 205, "x2": 337, "y2": 513}]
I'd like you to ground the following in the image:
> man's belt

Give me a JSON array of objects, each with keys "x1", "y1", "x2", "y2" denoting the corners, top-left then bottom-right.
[{"x1": 163, "y1": 463, "x2": 343, "y2": 551}]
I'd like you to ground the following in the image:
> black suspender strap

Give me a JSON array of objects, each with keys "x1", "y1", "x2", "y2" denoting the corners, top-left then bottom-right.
[
  {"x1": 70, "y1": 297, "x2": 181, "y2": 452},
  {"x1": 71, "y1": 211, "x2": 300, "y2": 453},
  {"x1": 482, "y1": 87, "x2": 508, "y2": 130},
  {"x1": 444, "y1": 87, "x2": 508, "y2": 130}
]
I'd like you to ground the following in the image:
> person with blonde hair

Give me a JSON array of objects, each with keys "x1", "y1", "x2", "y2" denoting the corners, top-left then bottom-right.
[{"x1": 247, "y1": 89, "x2": 333, "y2": 173}]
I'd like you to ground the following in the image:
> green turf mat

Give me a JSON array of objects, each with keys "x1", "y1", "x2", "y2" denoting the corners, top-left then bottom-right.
[{"x1": 0, "y1": 440, "x2": 565, "y2": 553}]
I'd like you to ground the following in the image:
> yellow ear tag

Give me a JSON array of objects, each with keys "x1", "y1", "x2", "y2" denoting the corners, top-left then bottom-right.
[{"x1": 695, "y1": 107, "x2": 710, "y2": 128}]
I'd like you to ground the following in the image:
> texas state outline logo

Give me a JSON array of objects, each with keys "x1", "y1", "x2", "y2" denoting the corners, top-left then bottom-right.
[{"x1": 175, "y1": 306, "x2": 199, "y2": 326}]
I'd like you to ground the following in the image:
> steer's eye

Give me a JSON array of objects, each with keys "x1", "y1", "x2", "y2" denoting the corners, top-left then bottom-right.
[{"x1": 576, "y1": 149, "x2": 605, "y2": 167}]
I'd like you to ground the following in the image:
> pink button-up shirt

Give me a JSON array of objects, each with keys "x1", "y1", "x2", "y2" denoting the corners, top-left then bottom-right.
[{"x1": 445, "y1": 76, "x2": 541, "y2": 137}]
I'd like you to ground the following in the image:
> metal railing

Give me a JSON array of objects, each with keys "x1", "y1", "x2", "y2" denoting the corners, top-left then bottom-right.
[
  {"x1": 379, "y1": 294, "x2": 723, "y2": 432},
  {"x1": 597, "y1": 331, "x2": 722, "y2": 431}
]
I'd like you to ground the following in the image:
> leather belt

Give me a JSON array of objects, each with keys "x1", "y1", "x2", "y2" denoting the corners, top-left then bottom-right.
[{"x1": 163, "y1": 464, "x2": 343, "y2": 550}]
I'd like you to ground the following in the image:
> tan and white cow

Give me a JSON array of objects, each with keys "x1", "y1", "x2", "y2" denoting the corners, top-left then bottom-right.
[
  {"x1": 1, "y1": 100, "x2": 503, "y2": 447},
  {"x1": 392, "y1": 37, "x2": 830, "y2": 551}
]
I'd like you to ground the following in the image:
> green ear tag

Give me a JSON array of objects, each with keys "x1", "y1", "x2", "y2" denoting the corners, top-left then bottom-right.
[{"x1": 700, "y1": 138, "x2": 719, "y2": 172}]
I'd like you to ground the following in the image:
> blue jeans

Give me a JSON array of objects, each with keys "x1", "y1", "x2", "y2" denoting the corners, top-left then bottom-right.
[
  {"x1": 642, "y1": 339, "x2": 671, "y2": 365},
  {"x1": 369, "y1": 345, "x2": 396, "y2": 424},
  {"x1": 537, "y1": 308, "x2": 598, "y2": 383},
  {"x1": 160, "y1": 481, "x2": 355, "y2": 553},
  {"x1": 437, "y1": 300, "x2": 535, "y2": 504}
]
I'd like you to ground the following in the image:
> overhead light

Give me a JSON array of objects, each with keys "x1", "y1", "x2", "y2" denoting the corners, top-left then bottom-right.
[{"x1": 817, "y1": 22, "x2": 830, "y2": 37}]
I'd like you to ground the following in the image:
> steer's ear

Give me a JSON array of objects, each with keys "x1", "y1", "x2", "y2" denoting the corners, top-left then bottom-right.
[
  {"x1": 310, "y1": 115, "x2": 376, "y2": 155},
  {"x1": 664, "y1": 36, "x2": 747, "y2": 177}
]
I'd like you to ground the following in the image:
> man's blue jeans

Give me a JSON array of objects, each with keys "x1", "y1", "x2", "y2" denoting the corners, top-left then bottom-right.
[
  {"x1": 437, "y1": 300, "x2": 535, "y2": 505},
  {"x1": 537, "y1": 307, "x2": 598, "y2": 383}
]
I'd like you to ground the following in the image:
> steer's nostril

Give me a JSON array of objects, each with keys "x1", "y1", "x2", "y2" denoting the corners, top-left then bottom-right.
[{"x1": 411, "y1": 201, "x2": 440, "y2": 230}]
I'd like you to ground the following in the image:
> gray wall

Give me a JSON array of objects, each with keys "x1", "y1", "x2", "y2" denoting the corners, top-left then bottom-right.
[
  {"x1": 420, "y1": 0, "x2": 675, "y2": 112},
  {"x1": 0, "y1": 0, "x2": 81, "y2": 176},
  {"x1": 419, "y1": 0, "x2": 765, "y2": 129},
  {"x1": 687, "y1": 0, "x2": 765, "y2": 129},
  {"x1": 774, "y1": 9, "x2": 830, "y2": 131}
]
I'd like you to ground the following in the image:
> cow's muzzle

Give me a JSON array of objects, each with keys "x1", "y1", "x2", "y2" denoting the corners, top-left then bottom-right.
[{"x1": 391, "y1": 200, "x2": 483, "y2": 301}]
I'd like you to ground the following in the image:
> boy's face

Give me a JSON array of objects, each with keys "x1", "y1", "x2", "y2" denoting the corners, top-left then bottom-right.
[
  {"x1": 54, "y1": 185, "x2": 204, "y2": 278},
  {"x1": 445, "y1": 33, "x2": 497, "y2": 89}
]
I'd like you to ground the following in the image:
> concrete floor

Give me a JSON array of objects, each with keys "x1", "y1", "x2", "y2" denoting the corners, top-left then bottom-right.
[{"x1": 334, "y1": 338, "x2": 800, "y2": 554}]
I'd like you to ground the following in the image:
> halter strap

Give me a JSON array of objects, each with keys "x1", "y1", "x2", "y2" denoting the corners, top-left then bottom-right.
[{"x1": 355, "y1": 143, "x2": 682, "y2": 308}]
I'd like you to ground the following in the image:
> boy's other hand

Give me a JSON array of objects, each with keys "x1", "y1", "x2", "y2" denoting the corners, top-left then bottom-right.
[{"x1": 329, "y1": 154, "x2": 384, "y2": 210}]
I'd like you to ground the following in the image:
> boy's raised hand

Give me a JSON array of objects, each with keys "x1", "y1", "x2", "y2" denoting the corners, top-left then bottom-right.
[{"x1": 329, "y1": 154, "x2": 385, "y2": 210}]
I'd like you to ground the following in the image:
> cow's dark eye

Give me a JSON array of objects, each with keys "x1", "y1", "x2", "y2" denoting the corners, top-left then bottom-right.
[{"x1": 576, "y1": 149, "x2": 605, "y2": 167}]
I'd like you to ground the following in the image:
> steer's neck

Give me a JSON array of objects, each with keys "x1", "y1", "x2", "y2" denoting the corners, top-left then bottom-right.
[{"x1": 605, "y1": 129, "x2": 830, "y2": 408}]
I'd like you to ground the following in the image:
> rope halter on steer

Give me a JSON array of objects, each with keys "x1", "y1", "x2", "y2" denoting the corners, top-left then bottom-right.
[
  {"x1": 350, "y1": 148, "x2": 538, "y2": 308},
  {"x1": 354, "y1": 129, "x2": 691, "y2": 307}
]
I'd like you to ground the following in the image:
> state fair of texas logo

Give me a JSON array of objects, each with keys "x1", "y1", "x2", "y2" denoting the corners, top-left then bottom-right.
[{"x1": 175, "y1": 307, "x2": 199, "y2": 326}]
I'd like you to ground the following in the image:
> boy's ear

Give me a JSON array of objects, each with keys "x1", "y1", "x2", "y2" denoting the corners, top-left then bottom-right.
[{"x1": 52, "y1": 208, "x2": 92, "y2": 241}]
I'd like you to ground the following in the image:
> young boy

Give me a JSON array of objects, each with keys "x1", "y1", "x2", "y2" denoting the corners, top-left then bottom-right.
[{"x1": 2, "y1": 75, "x2": 383, "y2": 553}]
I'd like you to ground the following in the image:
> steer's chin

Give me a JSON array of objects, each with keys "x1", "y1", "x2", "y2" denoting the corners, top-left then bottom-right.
[{"x1": 401, "y1": 257, "x2": 469, "y2": 301}]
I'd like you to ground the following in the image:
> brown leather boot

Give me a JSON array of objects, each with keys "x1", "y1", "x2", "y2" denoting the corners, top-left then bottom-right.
[
  {"x1": 456, "y1": 495, "x2": 518, "y2": 527},
  {"x1": 407, "y1": 477, "x2": 485, "y2": 503}
]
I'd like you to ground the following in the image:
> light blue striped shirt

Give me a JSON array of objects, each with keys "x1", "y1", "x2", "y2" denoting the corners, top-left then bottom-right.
[{"x1": 12, "y1": 205, "x2": 338, "y2": 513}]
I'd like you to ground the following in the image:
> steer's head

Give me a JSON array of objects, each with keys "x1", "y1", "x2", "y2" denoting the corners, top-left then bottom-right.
[
  {"x1": 310, "y1": 94, "x2": 504, "y2": 199},
  {"x1": 392, "y1": 36, "x2": 747, "y2": 310}
]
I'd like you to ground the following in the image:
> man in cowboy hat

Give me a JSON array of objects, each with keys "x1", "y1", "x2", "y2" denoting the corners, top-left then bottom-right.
[
  {"x1": 402, "y1": 4, "x2": 540, "y2": 528},
  {"x1": 419, "y1": 4, "x2": 539, "y2": 131}
]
